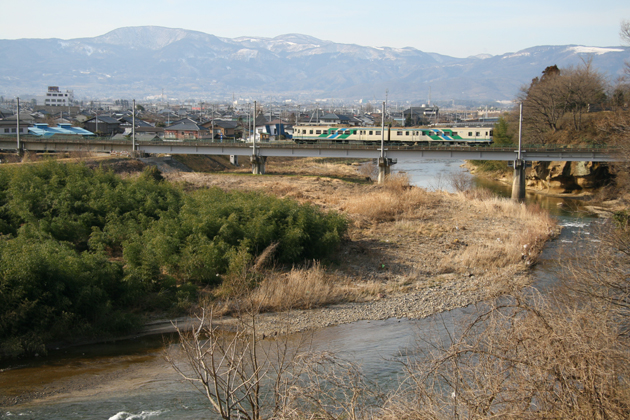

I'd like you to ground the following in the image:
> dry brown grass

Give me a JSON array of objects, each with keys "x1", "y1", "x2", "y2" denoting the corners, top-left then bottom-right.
[
  {"x1": 250, "y1": 262, "x2": 349, "y2": 312},
  {"x1": 384, "y1": 303, "x2": 630, "y2": 419},
  {"x1": 441, "y1": 195, "x2": 556, "y2": 273},
  {"x1": 342, "y1": 173, "x2": 432, "y2": 222},
  {"x1": 264, "y1": 157, "x2": 367, "y2": 180},
  {"x1": 167, "y1": 161, "x2": 557, "y2": 315}
]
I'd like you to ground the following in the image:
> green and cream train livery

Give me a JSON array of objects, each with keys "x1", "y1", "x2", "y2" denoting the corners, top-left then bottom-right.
[{"x1": 292, "y1": 125, "x2": 493, "y2": 146}]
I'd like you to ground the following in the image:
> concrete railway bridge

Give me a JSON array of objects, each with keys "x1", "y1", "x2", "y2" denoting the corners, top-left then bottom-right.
[{"x1": 0, "y1": 136, "x2": 622, "y2": 201}]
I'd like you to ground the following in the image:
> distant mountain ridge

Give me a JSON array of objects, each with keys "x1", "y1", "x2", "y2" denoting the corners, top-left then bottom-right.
[{"x1": 0, "y1": 26, "x2": 628, "y2": 102}]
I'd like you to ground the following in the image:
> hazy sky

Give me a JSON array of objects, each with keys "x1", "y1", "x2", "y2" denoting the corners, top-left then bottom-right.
[{"x1": 2, "y1": 0, "x2": 629, "y2": 57}]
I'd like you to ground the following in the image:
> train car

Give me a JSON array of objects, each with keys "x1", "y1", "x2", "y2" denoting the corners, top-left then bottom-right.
[{"x1": 292, "y1": 124, "x2": 493, "y2": 146}]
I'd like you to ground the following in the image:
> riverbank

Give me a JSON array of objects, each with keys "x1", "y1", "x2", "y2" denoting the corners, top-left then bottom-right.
[
  {"x1": 465, "y1": 160, "x2": 630, "y2": 214},
  {"x1": 157, "y1": 167, "x2": 556, "y2": 336},
  {"x1": 0, "y1": 156, "x2": 557, "y2": 408}
]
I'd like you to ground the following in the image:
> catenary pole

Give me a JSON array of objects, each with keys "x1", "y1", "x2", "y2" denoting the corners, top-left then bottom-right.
[
  {"x1": 252, "y1": 101, "x2": 256, "y2": 156},
  {"x1": 517, "y1": 102, "x2": 523, "y2": 160},
  {"x1": 381, "y1": 101, "x2": 385, "y2": 159},
  {"x1": 132, "y1": 99, "x2": 136, "y2": 153},
  {"x1": 16, "y1": 97, "x2": 20, "y2": 152}
]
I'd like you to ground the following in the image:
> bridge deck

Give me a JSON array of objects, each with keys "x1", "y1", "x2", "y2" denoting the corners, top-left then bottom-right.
[{"x1": 0, "y1": 136, "x2": 620, "y2": 162}]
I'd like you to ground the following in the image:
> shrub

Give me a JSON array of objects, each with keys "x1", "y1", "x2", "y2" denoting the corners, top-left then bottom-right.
[{"x1": 0, "y1": 162, "x2": 347, "y2": 356}]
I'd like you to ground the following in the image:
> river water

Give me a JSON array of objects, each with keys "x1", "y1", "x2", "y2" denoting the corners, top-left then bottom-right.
[{"x1": 1, "y1": 160, "x2": 603, "y2": 420}]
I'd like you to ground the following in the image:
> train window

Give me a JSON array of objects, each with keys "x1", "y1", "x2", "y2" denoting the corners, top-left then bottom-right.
[
  {"x1": 309, "y1": 130, "x2": 313, "y2": 134},
  {"x1": 452, "y1": 132, "x2": 458, "y2": 136},
  {"x1": 376, "y1": 131, "x2": 381, "y2": 135},
  {"x1": 331, "y1": 130, "x2": 336, "y2": 134},
  {"x1": 476, "y1": 132, "x2": 480, "y2": 136},
  {"x1": 369, "y1": 131, "x2": 373, "y2": 135},
  {"x1": 352, "y1": 130, "x2": 357, "y2": 134},
  {"x1": 485, "y1": 132, "x2": 488, "y2": 136},
  {"x1": 316, "y1": 130, "x2": 321, "y2": 134},
  {"x1": 405, "y1": 131, "x2": 410, "y2": 136},
  {"x1": 489, "y1": 130, "x2": 493, "y2": 136},
  {"x1": 397, "y1": 131, "x2": 403, "y2": 136},
  {"x1": 468, "y1": 132, "x2": 473, "y2": 136}
]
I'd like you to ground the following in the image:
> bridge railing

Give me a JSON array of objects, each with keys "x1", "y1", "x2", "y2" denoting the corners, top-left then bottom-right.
[{"x1": 0, "y1": 135, "x2": 617, "y2": 154}]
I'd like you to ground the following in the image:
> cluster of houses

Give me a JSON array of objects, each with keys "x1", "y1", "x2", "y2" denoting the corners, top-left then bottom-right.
[
  {"x1": 0, "y1": 96, "x2": 448, "y2": 143},
  {"x1": 0, "y1": 106, "x2": 243, "y2": 142}
]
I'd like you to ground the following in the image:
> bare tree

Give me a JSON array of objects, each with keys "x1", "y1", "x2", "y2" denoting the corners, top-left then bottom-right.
[
  {"x1": 383, "y1": 289, "x2": 630, "y2": 420},
  {"x1": 561, "y1": 218, "x2": 630, "y2": 331},
  {"x1": 622, "y1": 20, "x2": 630, "y2": 44},
  {"x1": 166, "y1": 308, "x2": 310, "y2": 420},
  {"x1": 280, "y1": 352, "x2": 385, "y2": 420},
  {"x1": 381, "y1": 210, "x2": 630, "y2": 420},
  {"x1": 520, "y1": 62, "x2": 607, "y2": 143},
  {"x1": 622, "y1": 20, "x2": 630, "y2": 77},
  {"x1": 521, "y1": 65, "x2": 566, "y2": 133},
  {"x1": 564, "y1": 58, "x2": 607, "y2": 130}
]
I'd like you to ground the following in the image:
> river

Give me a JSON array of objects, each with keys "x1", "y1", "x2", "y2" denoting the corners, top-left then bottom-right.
[{"x1": 1, "y1": 160, "x2": 603, "y2": 420}]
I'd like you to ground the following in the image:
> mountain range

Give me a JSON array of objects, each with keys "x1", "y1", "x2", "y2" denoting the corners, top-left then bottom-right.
[{"x1": 0, "y1": 26, "x2": 628, "y2": 103}]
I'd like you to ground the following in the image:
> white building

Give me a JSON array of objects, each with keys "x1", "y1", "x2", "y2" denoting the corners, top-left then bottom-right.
[{"x1": 37, "y1": 86, "x2": 74, "y2": 107}]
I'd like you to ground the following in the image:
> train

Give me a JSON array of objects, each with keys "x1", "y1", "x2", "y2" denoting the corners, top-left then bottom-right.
[{"x1": 291, "y1": 124, "x2": 493, "y2": 146}]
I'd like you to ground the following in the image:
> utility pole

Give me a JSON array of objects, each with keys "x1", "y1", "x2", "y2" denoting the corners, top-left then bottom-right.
[
  {"x1": 16, "y1": 97, "x2": 21, "y2": 154},
  {"x1": 378, "y1": 100, "x2": 391, "y2": 184},
  {"x1": 247, "y1": 102, "x2": 254, "y2": 144},
  {"x1": 385, "y1": 89, "x2": 389, "y2": 123},
  {"x1": 132, "y1": 99, "x2": 136, "y2": 154},
  {"x1": 250, "y1": 100, "x2": 265, "y2": 174},
  {"x1": 380, "y1": 101, "x2": 385, "y2": 160},
  {"x1": 511, "y1": 103, "x2": 526, "y2": 202}
]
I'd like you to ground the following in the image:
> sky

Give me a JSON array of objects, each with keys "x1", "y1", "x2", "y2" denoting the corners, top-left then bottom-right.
[{"x1": 1, "y1": 0, "x2": 629, "y2": 58}]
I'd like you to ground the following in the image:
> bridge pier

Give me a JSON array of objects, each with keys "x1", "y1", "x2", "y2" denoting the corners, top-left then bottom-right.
[
  {"x1": 377, "y1": 158, "x2": 390, "y2": 184},
  {"x1": 251, "y1": 155, "x2": 266, "y2": 175},
  {"x1": 511, "y1": 159, "x2": 526, "y2": 202},
  {"x1": 230, "y1": 155, "x2": 239, "y2": 166},
  {"x1": 377, "y1": 157, "x2": 397, "y2": 184}
]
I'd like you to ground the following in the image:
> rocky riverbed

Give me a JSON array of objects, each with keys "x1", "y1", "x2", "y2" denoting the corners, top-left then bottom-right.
[{"x1": 152, "y1": 266, "x2": 529, "y2": 339}]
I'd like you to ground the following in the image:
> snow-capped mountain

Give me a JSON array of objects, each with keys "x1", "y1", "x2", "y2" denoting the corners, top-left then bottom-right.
[{"x1": 0, "y1": 26, "x2": 627, "y2": 102}]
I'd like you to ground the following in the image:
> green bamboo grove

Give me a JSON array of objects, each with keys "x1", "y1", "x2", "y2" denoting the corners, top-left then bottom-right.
[{"x1": 0, "y1": 161, "x2": 347, "y2": 358}]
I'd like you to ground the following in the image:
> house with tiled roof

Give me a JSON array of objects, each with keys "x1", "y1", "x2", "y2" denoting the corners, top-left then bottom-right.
[
  {"x1": 164, "y1": 118, "x2": 211, "y2": 140},
  {"x1": 201, "y1": 120, "x2": 238, "y2": 139},
  {"x1": 118, "y1": 115, "x2": 153, "y2": 128},
  {"x1": 0, "y1": 107, "x2": 14, "y2": 119},
  {"x1": 0, "y1": 119, "x2": 29, "y2": 136},
  {"x1": 319, "y1": 113, "x2": 360, "y2": 126},
  {"x1": 84, "y1": 116, "x2": 123, "y2": 136},
  {"x1": 135, "y1": 126, "x2": 165, "y2": 138}
]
